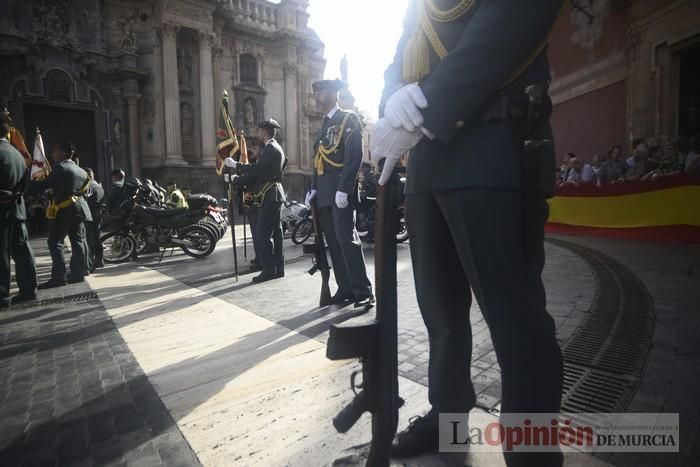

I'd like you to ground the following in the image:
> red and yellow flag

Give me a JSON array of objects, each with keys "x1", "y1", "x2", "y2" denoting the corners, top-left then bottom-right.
[
  {"x1": 216, "y1": 90, "x2": 240, "y2": 175},
  {"x1": 9, "y1": 127, "x2": 31, "y2": 168}
]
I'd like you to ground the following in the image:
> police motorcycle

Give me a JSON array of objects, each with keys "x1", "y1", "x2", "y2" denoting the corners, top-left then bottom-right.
[
  {"x1": 100, "y1": 178, "x2": 218, "y2": 262},
  {"x1": 355, "y1": 177, "x2": 409, "y2": 243}
]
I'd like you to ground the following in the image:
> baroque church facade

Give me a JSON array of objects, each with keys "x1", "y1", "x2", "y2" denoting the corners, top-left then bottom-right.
[{"x1": 0, "y1": 0, "x2": 326, "y2": 200}]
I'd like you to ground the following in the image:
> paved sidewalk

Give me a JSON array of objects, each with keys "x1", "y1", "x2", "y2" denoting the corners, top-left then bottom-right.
[
  {"x1": 1, "y1": 229, "x2": 698, "y2": 466},
  {"x1": 0, "y1": 240, "x2": 199, "y2": 466}
]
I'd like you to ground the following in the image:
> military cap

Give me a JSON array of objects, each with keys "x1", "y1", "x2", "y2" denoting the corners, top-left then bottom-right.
[
  {"x1": 258, "y1": 118, "x2": 281, "y2": 130},
  {"x1": 312, "y1": 79, "x2": 345, "y2": 93}
]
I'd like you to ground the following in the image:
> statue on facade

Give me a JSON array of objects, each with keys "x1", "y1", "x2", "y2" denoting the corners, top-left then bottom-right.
[
  {"x1": 118, "y1": 12, "x2": 138, "y2": 53},
  {"x1": 178, "y1": 48, "x2": 193, "y2": 92},
  {"x1": 244, "y1": 98, "x2": 257, "y2": 127}
]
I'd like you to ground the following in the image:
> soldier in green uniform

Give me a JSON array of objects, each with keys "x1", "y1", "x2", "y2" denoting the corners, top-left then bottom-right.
[
  {"x1": 306, "y1": 79, "x2": 373, "y2": 308},
  {"x1": 373, "y1": 1, "x2": 564, "y2": 465},
  {"x1": 225, "y1": 119, "x2": 286, "y2": 283},
  {"x1": 0, "y1": 114, "x2": 37, "y2": 308},
  {"x1": 35, "y1": 142, "x2": 93, "y2": 289}
]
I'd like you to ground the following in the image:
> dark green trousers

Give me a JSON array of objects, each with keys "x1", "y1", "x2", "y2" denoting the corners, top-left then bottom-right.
[
  {"x1": 1, "y1": 220, "x2": 37, "y2": 304},
  {"x1": 48, "y1": 214, "x2": 88, "y2": 281}
]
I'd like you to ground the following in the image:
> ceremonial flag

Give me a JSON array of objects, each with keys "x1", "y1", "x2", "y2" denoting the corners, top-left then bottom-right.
[
  {"x1": 239, "y1": 132, "x2": 249, "y2": 165},
  {"x1": 9, "y1": 126, "x2": 31, "y2": 168},
  {"x1": 216, "y1": 90, "x2": 239, "y2": 175},
  {"x1": 30, "y1": 128, "x2": 51, "y2": 181}
]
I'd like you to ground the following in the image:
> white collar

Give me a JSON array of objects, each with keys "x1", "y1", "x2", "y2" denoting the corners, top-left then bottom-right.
[
  {"x1": 326, "y1": 105, "x2": 340, "y2": 120},
  {"x1": 0, "y1": 137, "x2": 8, "y2": 142},
  {"x1": 265, "y1": 137, "x2": 275, "y2": 145}
]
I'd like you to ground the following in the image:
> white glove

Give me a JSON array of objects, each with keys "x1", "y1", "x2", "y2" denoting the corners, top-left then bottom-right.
[
  {"x1": 224, "y1": 157, "x2": 237, "y2": 168},
  {"x1": 371, "y1": 118, "x2": 423, "y2": 185},
  {"x1": 384, "y1": 83, "x2": 429, "y2": 132},
  {"x1": 335, "y1": 191, "x2": 349, "y2": 209},
  {"x1": 305, "y1": 189, "x2": 317, "y2": 208}
]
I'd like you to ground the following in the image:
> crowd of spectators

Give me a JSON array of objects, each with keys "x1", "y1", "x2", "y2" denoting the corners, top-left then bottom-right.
[{"x1": 557, "y1": 134, "x2": 700, "y2": 188}]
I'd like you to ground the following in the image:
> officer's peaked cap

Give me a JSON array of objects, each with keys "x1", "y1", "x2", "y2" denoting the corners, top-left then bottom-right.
[{"x1": 258, "y1": 118, "x2": 281, "y2": 130}]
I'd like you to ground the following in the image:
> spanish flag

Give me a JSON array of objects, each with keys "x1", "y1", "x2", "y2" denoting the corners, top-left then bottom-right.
[{"x1": 216, "y1": 90, "x2": 239, "y2": 176}]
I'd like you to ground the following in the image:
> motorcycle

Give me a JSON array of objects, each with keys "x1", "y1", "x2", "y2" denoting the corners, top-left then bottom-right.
[
  {"x1": 356, "y1": 177, "x2": 408, "y2": 244},
  {"x1": 281, "y1": 200, "x2": 312, "y2": 244},
  {"x1": 101, "y1": 182, "x2": 220, "y2": 262}
]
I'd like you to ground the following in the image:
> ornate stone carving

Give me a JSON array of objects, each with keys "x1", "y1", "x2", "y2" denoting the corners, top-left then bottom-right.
[
  {"x1": 118, "y1": 11, "x2": 138, "y2": 53},
  {"x1": 212, "y1": 46, "x2": 224, "y2": 62},
  {"x1": 283, "y1": 63, "x2": 298, "y2": 77},
  {"x1": 32, "y1": 0, "x2": 78, "y2": 49}
]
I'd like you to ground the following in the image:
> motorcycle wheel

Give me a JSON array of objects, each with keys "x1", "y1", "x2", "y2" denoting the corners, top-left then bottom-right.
[
  {"x1": 180, "y1": 225, "x2": 217, "y2": 258},
  {"x1": 198, "y1": 221, "x2": 222, "y2": 241},
  {"x1": 291, "y1": 218, "x2": 313, "y2": 245},
  {"x1": 396, "y1": 220, "x2": 409, "y2": 243},
  {"x1": 100, "y1": 231, "x2": 136, "y2": 263},
  {"x1": 133, "y1": 229, "x2": 149, "y2": 254}
]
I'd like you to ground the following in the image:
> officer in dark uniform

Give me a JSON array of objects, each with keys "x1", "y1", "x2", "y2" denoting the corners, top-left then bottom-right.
[
  {"x1": 224, "y1": 119, "x2": 286, "y2": 283},
  {"x1": 0, "y1": 114, "x2": 37, "y2": 308},
  {"x1": 84, "y1": 168, "x2": 105, "y2": 272},
  {"x1": 306, "y1": 79, "x2": 373, "y2": 308},
  {"x1": 243, "y1": 137, "x2": 264, "y2": 271},
  {"x1": 373, "y1": 1, "x2": 564, "y2": 466},
  {"x1": 36, "y1": 142, "x2": 92, "y2": 289}
]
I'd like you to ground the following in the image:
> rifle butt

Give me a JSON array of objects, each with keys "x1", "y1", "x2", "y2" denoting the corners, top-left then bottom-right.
[{"x1": 333, "y1": 390, "x2": 368, "y2": 434}]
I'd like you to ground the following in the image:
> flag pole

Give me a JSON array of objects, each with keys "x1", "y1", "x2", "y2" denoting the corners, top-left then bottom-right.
[{"x1": 227, "y1": 171, "x2": 239, "y2": 281}]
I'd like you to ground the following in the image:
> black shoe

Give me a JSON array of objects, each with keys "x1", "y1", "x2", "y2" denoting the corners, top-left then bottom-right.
[
  {"x1": 391, "y1": 411, "x2": 440, "y2": 458},
  {"x1": 38, "y1": 279, "x2": 67, "y2": 290},
  {"x1": 94, "y1": 261, "x2": 104, "y2": 269},
  {"x1": 67, "y1": 276, "x2": 85, "y2": 284},
  {"x1": 274, "y1": 270, "x2": 285, "y2": 278},
  {"x1": 11, "y1": 293, "x2": 37, "y2": 305},
  {"x1": 252, "y1": 272, "x2": 276, "y2": 283},
  {"x1": 330, "y1": 292, "x2": 354, "y2": 305},
  {"x1": 249, "y1": 263, "x2": 263, "y2": 272},
  {"x1": 354, "y1": 294, "x2": 375, "y2": 309}
]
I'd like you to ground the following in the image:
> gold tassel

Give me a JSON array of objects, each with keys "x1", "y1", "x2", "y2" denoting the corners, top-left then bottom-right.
[
  {"x1": 315, "y1": 153, "x2": 325, "y2": 176},
  {"x1": 403, "y1": 27, "x2": 430, "y2": 83}
]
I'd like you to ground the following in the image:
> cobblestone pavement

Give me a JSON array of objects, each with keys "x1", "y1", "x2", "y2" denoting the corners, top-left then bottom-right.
[{"x1": 0, "y1": 240, "x2": 200, "y2": 467}]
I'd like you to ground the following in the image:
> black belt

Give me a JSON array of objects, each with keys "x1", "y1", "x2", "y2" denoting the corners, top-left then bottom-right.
[{"x1": 480, "y1": 94, "x2": 528, "y2": 123}]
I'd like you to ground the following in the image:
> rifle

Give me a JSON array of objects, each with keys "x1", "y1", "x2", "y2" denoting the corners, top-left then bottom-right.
[
  {"x1": 325, "y1": 165, "x2": 403, "y2": 466},
  {"x1": 304, "y1": 198, "x2": 331, "y2": 307}
]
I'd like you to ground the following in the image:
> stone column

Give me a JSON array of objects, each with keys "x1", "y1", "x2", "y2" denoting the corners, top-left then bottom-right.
[
  {"x1": 199, "y1": 32, "x2": 216, "y2": 165},
  {"x1": 124, "y1": 80, "x2": 141, "y2": 177},
  {"x1": 160, "y1": 23, "x2": 184, "y2": 164},
  {"x1": 283, "y1": 63, "x2": 300, "y2": 169}
]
